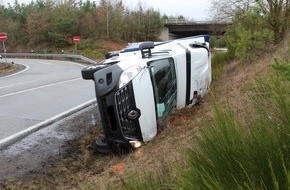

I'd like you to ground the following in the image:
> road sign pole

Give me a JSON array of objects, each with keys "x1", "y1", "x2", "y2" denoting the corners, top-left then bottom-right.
[
  {"x1": 74, "y1": 43, "x2": 77, "y2": 55},
  {"x1": 0, "y1": 32, "x2": 8, "y2": 66},
  {"x1": 2, "y1": 41, "x2": 7, "y2": 66}
]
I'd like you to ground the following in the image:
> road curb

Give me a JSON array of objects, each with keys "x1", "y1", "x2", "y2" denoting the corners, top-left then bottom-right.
[{"x1": 0, "y1": 99, "x2": 97, "y2": 150}]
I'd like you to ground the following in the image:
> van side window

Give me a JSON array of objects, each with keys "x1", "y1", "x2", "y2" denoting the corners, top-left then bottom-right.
[{"x1": 148, "y1": 58, "x2": 177, "y2": 128}]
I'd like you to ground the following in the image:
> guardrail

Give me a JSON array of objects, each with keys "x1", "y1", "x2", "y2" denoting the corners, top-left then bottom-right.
[
  {"x1": 164, "y1": 19, "x2": 213, "y2": 25},
  {"x1": 0, "y1": 53, "x2": 98, "y2": 65},
  {"x1": 164, "y1": 19, "x2": 232, "y2": 25}
]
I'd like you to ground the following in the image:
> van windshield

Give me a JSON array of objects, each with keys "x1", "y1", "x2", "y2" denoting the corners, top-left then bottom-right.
[{"x1": 148, "y1": 58, "x2": 177, "y2": 128}]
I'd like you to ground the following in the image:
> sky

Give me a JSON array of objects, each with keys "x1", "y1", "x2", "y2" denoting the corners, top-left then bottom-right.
[
  {"x1": 1, "y1": 0, "x2": 212, "y2": 21},
  {"x1": 125, "y1": 0, "x2": 211, "y2": 21}
]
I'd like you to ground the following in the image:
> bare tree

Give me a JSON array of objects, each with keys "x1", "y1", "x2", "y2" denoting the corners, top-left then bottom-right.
[
  {"x1": 209, "y1": 0, "x2": 255, "y2": 22},
  {"x1": 210, "y1": 0, "x2": 289, "y2": 42},
  {"x1": 255, "y1": 0, "x2": 290, "y2": 43}
]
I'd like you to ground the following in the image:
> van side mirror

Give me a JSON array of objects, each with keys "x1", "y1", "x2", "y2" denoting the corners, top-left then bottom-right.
[
  {"x1": 139, "y1": 41, "x2": 154, "y2": 58},
  {"x1": 81, "y1": 65, "x2": 107, "y2": 80}
]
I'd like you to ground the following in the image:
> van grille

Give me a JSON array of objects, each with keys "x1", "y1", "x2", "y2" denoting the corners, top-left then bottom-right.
[{"x1": 115, "y1": 86, "x2": 138, "y2": 139}]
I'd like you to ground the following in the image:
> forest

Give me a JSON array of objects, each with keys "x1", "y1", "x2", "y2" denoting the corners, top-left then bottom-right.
[{"x1": 0, "y1": 0, "x2": 168, "y2": 52}]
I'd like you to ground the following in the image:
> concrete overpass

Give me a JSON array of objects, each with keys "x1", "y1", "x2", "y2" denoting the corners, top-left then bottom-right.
[{"x1": 160, "y1": 19, "x2": 230, "y2": 40}]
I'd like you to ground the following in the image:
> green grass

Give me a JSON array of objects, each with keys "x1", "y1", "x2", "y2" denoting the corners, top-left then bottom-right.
[
  {"x1": 177, "y1": 59, "x2": 290, "y2": 190},
  {"x1": 178, "y1": 103, "x2": 290, "y2": 189},
  {"x1": 211, "y1": 52, "x2": 231, "y2": 80}
]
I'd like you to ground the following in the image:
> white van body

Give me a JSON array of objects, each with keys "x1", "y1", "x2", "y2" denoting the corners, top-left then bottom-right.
[{"x1": 81, "y1": 35, "x2": 211, "y2": 153}]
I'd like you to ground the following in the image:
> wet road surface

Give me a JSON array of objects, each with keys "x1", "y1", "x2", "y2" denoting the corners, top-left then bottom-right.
[{"x1": 0, "y1": 59, "x2": 95, "y2": 141}]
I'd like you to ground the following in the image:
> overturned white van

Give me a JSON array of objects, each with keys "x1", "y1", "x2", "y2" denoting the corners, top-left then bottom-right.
[{"x1": 82, "y1": 35, "x2": 211, "y2": 153}]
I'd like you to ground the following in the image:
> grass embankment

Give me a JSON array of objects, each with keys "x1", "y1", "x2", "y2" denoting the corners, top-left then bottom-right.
[
  {"x1": 177, "y1": 75, "x2": 290, "y2": 189},
  {"x1": 4, "y1": 36, "x2": 290, "y2": 189}
]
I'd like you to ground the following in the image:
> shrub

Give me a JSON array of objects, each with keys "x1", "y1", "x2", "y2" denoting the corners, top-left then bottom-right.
[
  {"x1": 272, "y1": 59, "x2": 290, "y2": 81},
  {"x1": 226, "y1": 8, "x2": 273, "y2": 61}
]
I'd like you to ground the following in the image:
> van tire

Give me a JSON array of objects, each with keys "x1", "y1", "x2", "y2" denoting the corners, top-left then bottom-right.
[{"x1": 96, "y1": 138, "x2": 110, "y2": 154}]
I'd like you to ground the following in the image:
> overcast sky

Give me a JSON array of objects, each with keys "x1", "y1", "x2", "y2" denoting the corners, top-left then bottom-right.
[
  {"x1": 125, "y1": 0, "x2": 211, "y2": 21},
  {"x1": 2, "y1": 0, "x2": 212, "y2": 21}
]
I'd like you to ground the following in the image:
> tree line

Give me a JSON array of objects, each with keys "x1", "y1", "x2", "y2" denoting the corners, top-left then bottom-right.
[
  {"x1": 0, "y1": 0, "x2": 167, "y2": 49},
  {"x1": 210, "y1": 0, "x2": 290, "y2": 60}
]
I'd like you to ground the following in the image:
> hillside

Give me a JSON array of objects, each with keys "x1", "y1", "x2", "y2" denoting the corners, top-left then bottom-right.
[{"x1": 0, "y1": 35, "x2": 289, "y2": 189}]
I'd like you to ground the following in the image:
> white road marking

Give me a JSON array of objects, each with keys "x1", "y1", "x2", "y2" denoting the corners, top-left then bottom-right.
[
  {"x1": 0, "y1": 99, "x2": 97, "y2": 148},
  {"x1": 0, "y1": 78, "x2": 82, "y2": 98},
  {"x1": 0, "y1": 80, "x2": 36, "y2": 90},
  {"x1": 38, "y1": 61, "x2": 52, "y2": 65},
  {"x1": 0, "y1": 64, "x2": 30, "y2": 80}
]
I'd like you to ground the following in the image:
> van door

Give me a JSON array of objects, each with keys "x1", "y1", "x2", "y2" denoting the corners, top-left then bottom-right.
[
  {"x1": 189, "y1": 48, "x2": 211, "y2": 101},
  {"x1": 148, "y1": 58, "x2": 177, "y2": 129}
]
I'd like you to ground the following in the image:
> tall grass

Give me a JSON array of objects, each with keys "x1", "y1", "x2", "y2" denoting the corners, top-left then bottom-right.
[
  {"x1": 178, "y1": 104, "x2": 290, "y2": 189},
  {"x1": 177, "y1": 59, "x2": 290, "y2": 190},
  {"x1": 211, "y1": 52, "x2": 231, "y2": 80}
]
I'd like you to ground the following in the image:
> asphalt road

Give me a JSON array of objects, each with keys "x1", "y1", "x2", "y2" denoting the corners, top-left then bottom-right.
[{"x1": 0, "y1": 59, "x2": 96, "y2": 142}]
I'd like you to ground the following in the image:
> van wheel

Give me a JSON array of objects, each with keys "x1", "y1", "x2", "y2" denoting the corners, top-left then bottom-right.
[{"x1": 96, "y1": 138, "x2": 110, "y2": 154}]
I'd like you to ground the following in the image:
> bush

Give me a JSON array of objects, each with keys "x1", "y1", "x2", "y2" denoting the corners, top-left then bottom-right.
[
  {"x1": 210, "y1": 36, "x2": 227, "y2": 48},
  {"x1": 272, "y1": 59, "x2": 290, "y2": 81},
  {"x1": 226, "y1": 8, "x2": 273, "y2": 61},
  {"x1": 47, "y1": 32, "x2": 70, "y2": 48}
]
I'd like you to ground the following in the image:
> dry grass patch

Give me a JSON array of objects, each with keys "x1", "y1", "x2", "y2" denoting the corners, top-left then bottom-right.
[{"x1": 0, "y1": 63, "x2": 19, "y2": 77}]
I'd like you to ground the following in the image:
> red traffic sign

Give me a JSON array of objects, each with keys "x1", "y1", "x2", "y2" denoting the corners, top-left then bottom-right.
[
  {"x1": 0, "y1": 33, "x2": 7, "y2": 42},
  {"x1": 73, "y1": 36, "x2": 80, "y2": 43}
]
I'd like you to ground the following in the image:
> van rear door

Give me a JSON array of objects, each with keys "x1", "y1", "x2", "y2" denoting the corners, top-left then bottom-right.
[{"x1": 172, "y1": 41, "x2": 210, "y2": 108}]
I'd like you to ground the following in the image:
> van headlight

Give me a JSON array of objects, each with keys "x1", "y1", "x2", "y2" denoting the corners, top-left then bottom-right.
[{"x1": 119, "y1": 66, "x2": 142, "y2": 88}]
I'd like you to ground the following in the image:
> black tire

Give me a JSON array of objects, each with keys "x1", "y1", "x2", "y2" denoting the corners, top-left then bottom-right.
[
  {"x1": 81, "y1": 64, "x2": 107, "y2": 80},
  {"x1": 96, "y1": 138, "x2": 110, "y2": 154}
]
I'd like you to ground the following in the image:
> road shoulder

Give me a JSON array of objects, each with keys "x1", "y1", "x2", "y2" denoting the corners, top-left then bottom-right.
[{"x1": 0, "y1": 104, "x2": 98, "y2": 181}]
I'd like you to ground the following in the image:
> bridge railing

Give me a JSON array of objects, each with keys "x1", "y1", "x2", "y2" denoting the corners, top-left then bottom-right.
[
  {"x1": 164, "y1": 19, "x2": 212, "y2": 25},
  {"x1": 0, "y1": 53, "x2": 98, "y2": 65},
  {"x1": 165, "y1": 19, "x2": 189, "y2": 24},
  {"x1": 164, "y1": 19, "x2": 232, "y2": 25}
]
